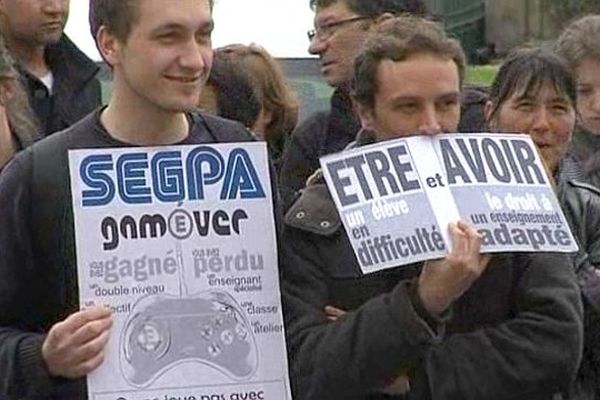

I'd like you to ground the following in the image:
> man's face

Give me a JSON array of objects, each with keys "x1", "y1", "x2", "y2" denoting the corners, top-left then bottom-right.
[
  {"x1": 0, "y1": 0, "x2": 69, "y2": 46},
  {"x1": 309, "y1": 1, "x2": 372, "y2": 88},
  {"x1": 357, "y1": 53, "x2": 461, "y2": 141},
  {"x1": 107, "y1": 0, "x2": 213, "y2": 114}
]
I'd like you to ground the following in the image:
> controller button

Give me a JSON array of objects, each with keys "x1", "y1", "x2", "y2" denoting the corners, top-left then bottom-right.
[
  {"x1": 235, "y1": 323, "x2": 248, "y2": 340},
  {"x1": 208, "y1": 343, "x2": 222, "y2": 358},
  {"x1": 201, "y1": 325, "x2": 213, "y2": 340},
  {"x1": 137, "y1": 324, "x2": 162, "y2": 352},
  {"x1": 221, "y1": 330, "x2": 234, "y2": 345}
]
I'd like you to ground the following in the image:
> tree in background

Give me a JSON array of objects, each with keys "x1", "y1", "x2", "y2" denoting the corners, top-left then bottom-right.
[{"x1": 549, "y1": 0, "x2": 600, "y2": 26}]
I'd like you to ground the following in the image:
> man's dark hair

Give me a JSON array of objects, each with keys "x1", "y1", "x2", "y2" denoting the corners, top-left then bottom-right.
[
  {"x1": 353, "y1": 15, "x2": 466, "y2": 110},
  {"x1": 89, "y1": 0, "x2": 140, "y2": 42},
  {"x1": 89, "y1": 0, "x2": 214, "y2": 42},
  {"x1": 309, "y1": 0, "x2": 428, "y2": 18},
  {"x1": 487, "y1": 48, "x2": 577, "y2": 123}
]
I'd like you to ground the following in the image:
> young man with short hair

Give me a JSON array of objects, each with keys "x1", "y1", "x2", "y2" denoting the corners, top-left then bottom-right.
[
  {"x1": 0, "y1": 1, "x2": 257, "y2": 398},
  {"x1": 282, "y1": 15, "x2": 583, "y2": 400},
  {"x1": 0, "y1": 0, "x2": 102, "y2": 136}
]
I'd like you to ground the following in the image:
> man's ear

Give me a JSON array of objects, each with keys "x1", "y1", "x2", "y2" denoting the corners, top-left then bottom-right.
[
  {"x1": 354, "y1": 99, "x2": 377, "y2": 131},
  {"x1": 96, "y1": 26, "x2": 120, "y2": 68}
]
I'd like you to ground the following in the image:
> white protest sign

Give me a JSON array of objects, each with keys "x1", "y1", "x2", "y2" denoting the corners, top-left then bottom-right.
[
  {"x1": 320, "y1": 133, "x2": 578, "y2": 274},
  {"x1": 69, "y1": 143, "x2": 292, "y2": 400}
]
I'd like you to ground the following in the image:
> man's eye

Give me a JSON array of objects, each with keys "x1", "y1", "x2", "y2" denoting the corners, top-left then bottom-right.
[
  {"x1": 440, "y1": 99, "x2": 458, "y2": 109},
  {"x1": 395, "y1": 103, "x2": 417, "y2": 112},
  {"x1": 157, "y1": 33, "x2": 179, "y2": 43},
  {"x1": 195, "y1": 32, "x2": 212, "y2": 44}
]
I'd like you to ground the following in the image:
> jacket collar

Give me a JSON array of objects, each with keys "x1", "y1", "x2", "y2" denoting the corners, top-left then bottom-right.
[{"x1": 18, "y1": 34, "x2": 99, "y2": 92}]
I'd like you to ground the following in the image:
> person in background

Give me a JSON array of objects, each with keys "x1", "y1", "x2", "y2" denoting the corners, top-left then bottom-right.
[
  {"x1": 555, "y1": 15, "x2": 600, "y2": 186},
  {"x1": 220, "y1": 44, "x2": 298, "y2": 170},
  {"x1": 199, "y1": 44, "x2": 298, "y2": 171},
  {"x1": 282, "y1": 16, "x2": 582, "y2": 400},
  {"x1": 0, "y1": 34, "x2": 38, "y2": 169},
  {"x1": 198, "y1": 48, "x2": 261, "y2": 129},
  {"x1": 485, "y1": 47, "x2": 600, "y2": 399},
  {"x1": 0, "y1": 0, "x2": 101, "y2": 136},
  {"x1": 278, "y1": 0, "x2": 429, "y2": 211}
]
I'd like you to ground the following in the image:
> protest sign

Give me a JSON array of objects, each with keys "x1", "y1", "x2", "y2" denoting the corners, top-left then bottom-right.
[
  {"x1": 69, "y1": 143, "x2": 292, "y2": 400},
  {"x1": 320, "y1": 133, "x2": 578, "y2": 275}
]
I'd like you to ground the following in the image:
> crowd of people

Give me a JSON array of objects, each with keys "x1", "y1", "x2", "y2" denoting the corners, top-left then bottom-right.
[{"x1": 1, "y1": 0, "x2": 600, "y2": 399}]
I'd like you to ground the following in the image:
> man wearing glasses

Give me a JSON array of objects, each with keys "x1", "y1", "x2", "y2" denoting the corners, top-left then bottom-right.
[{"x1": 278, "y1": 0, "x2": 428, "y2": 211}]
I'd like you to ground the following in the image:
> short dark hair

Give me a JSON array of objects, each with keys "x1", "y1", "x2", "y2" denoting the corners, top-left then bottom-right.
[
  {"x1": 310, "y1": 0, "x2": 428, "y2": 18},
  {"x1": 487, "y1": 48, "x2": 577, "y2": 122},
  {"x1": 353, "y1": 15, "x2": 466, "y2": 110},
  {"x1": 89, "y1": 0, "x2": 139, "y2": 42},
  {"x1": 89, "y1": 0, "x2": 214, "y2": 42}
]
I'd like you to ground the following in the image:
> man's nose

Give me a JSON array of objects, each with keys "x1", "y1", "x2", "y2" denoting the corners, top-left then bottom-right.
[
  {"x1": 308, "y1": 35, "x2": 327, "y2": 55},
  {"x1": 418, "y1": 106, "x2": 442, "y2": 135},
  {"x1": 180, "y1": 40, "x2": 208, "y2": 71}
]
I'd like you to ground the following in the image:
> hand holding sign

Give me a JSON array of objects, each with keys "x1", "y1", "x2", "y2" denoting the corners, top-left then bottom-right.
[
  {"x1": 418, "y1": 221, "x2": 491, "y2": 316},
  {"x1": 42, "y1": 306, "x2": 112, "y2": 379}
]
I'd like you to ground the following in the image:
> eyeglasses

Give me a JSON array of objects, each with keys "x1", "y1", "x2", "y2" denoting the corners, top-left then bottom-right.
[{"x1": 307, "y1": 16, "x2": 371, "y2": 42}]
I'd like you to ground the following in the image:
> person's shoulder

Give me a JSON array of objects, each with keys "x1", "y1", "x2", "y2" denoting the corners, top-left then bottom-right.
[
  {"x1": 191, "y1": 111, "x2": 256, "y2": 143},
  {"x1": 284, "y1": 174, "x2": 341, "y2": 236},
  {"x1": 292, "y1": 111, "x2": 330, "y2": 136},
  {"x1": 17, "y1": 112, "x2": 99, "y2": 167},
  {"x1": 564, "y1": 179, "x2": 600, "y2": 195},
  {"x1": 53, "y1": 35, "x2": 98, "y2": 71},
  {"x1": 561, "y1": 179, "x2": 600, "y2": 207}
]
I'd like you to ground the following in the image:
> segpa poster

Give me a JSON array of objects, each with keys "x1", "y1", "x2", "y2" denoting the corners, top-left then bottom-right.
[{"x1": 69, "y1": 143, "x2": 292, "y2": 400}]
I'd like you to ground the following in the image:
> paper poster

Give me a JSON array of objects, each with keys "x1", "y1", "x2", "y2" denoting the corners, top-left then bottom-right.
[
  {"x1": 320, "y1": 133, "x2": 578, "y2": 274},
  {"x1": 69, "y1": 143, "x2": 292, "y2": 400}
]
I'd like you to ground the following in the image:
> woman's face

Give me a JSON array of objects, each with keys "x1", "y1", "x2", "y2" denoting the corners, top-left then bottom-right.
[
  {"x1": 487, "y1": 81, "x2": 576, "y2": 173},
  {"x1": 575, "y1": 57, "x2": 600, "y2": 134}
]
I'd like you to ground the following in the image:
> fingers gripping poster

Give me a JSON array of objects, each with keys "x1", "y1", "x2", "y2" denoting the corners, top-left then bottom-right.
[{"x1": 69, "y1": 143, "x2": 292, "y2": 400}]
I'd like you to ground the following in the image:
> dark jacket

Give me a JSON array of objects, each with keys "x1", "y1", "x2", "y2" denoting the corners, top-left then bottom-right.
[
  {"x1": 559, "y1": 177, "x2": 600, "y2": 400},
  {"x1": 279, "y1": 88, "x2": 358, "y2": 211},
  {"x1": 569, "y1": 129, "x2": 600, "y2": 172},
  {"x1": 279, "y1": 87, "x2": 490, "y2": 212},
  {"x1": 0, "y1": 110, "x2": 257, "y2": 399},
  {"x1": 282, "y1": 173, "x2": 583, "y2": 400},
  {"x1": 18, "y1": 35, "x2": 101, "y2": 137}
]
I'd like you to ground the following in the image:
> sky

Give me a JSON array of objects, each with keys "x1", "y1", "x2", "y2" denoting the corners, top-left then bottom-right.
[{"x1": 64, "y1": 0, "x2": 316, "y2": 61}]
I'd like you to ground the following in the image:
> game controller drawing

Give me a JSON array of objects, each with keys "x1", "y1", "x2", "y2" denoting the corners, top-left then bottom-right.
[{"x1": 120, "y1": 290, "x2": 258, "y2": 387}]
